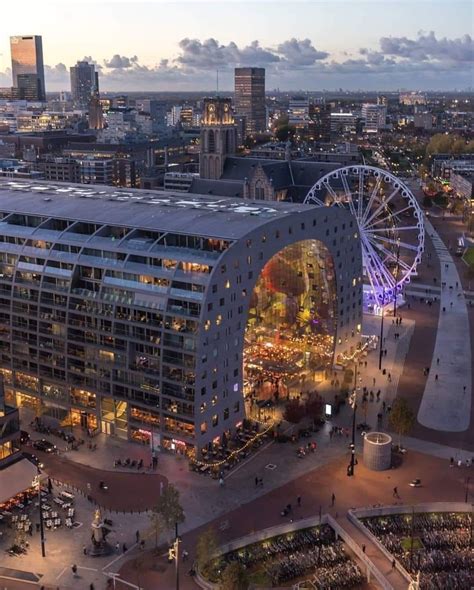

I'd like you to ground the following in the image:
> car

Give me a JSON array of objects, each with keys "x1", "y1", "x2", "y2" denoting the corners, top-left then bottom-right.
[
  {"x1": 409, "y1": 478, "x2": 422, "y2": 487},
  {"x1": 22, "y1": 451, "x2": 44, "y2": 469},
  {"x1": 32, "y1": 439, "x2": 56, "y2": 453}
]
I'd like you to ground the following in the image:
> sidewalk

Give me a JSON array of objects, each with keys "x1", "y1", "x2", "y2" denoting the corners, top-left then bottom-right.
[{"x1": 417, "y1": 218, "x2": 472, "y2": 432}]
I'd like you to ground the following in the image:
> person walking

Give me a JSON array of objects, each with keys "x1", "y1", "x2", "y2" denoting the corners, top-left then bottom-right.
[
  {"x1": 255, "y1": 476, "x2": 259, "y2": 487},
  {"x1": 331, "y1": 493, "x2": 336, "y2": 507},
  {"x1": 362, "y1": 544, "x2": 366, "y2": 554},
  {"x1": 393, "y1": 486, "x2": 398, "y2": 498},
  {"x1": 71, "y1": 565, "x2": 78, "y2": 578},
  {"x1": 90, "y1": 585, "x2": 95, "y2": 590},
  {"x1": 392, "y1": 559, "x2": 396, "y2": 570},
  {"x1": 297, "y1": 495, "x2": 301, "y2": 507},
  {"x1": 135, "y1": 530, "x2": 140, "y2": 543}
]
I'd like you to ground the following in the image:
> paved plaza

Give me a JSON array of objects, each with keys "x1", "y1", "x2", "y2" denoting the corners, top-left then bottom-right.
[{"x1": 417, "y1": 218, "x2": 472, "y2": 432}]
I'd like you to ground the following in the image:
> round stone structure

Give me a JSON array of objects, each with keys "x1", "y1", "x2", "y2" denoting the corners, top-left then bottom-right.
[{"x1": 363, "y1": 432, "x2": 392, "y2": 471}]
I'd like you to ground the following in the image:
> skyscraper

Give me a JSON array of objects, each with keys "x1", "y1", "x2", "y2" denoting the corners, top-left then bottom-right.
[
  {"x1": 234, "y1": 67, "x2": 266, "y2": 136},
  {"x1": 70, "y1": 61, "x2": 99, "y2": 109},
  {"x1": 10, "y1": 35, "x2": 46, "y2": 101}
]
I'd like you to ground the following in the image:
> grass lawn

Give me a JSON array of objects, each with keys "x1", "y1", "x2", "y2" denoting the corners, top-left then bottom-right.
[{"x1": 463, "y1": 247, "x2": 474, "y2": 268}]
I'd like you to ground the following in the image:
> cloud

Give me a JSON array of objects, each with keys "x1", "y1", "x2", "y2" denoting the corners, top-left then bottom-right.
[
  {"x1": 104, "y1": 54, "x2": 139, "y2": 69},
  {"x1": 379, "y1": 31, "x2": 473, "y2": 63},
  {"x1": 176, "y1": 38, "x2": 280, "y2": 69},
  {"x1": 0, "y1": 33, "x2": 472, "y2": 92},
  {"x1": 44, "y1": 63, "x2": 69, "y2": 85},
  {"x1": 277, "y1": 38, "x2": 329, "y2": 66}
]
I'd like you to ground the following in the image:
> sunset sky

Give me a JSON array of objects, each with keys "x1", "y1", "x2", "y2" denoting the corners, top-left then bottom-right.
[{"x1": 1, "y1": 0, "x2": 472, "y2": 91}]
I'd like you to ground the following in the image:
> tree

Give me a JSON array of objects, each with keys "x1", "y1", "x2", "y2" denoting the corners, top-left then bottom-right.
[
  {"x1": 221, "y1": 562, "x2": 250, "y2": 590},
  {"x1": 388, "y1": 398, "x2": 415, "y2": 448},
  {"x1": 149, "y1": 508, "x2": 164, "y2": 549},
  {"x1": 283, "y1": 399, "x2": 305, "y2": 424},
  {"x1": 305, "y1": 393, "x2": 323, "y2": 424},
  {"x1": 153, "y1": 483, "x2": 184, "y2": 541},
  {"x1": 196, "y1": 527, "x2": 219, "y2": 579}
]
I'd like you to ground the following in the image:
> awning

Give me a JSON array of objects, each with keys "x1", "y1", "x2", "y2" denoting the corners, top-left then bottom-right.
[{"x1": 0, "y1": 459, "x2": 39, "y2": 504}]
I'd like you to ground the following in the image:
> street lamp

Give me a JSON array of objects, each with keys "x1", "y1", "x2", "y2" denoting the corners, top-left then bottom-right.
[
  {"x1": 378, "y1": 289, "x2": 386, "y2": 371},
  {"x1": 34, "y1": 466, "x2": 46, "y2": 558},
  {"x1": 347, "y1": 362, "x2": 358, "y2": 477},
  {"x1": 168, "y1": 522, "x2": 181, "y2": 590},
  {"x1": 393, "y1": 239, "x2": 400, "y2": 318}
]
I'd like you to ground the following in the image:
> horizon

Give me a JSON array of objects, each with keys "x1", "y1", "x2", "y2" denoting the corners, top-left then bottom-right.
[{"x1": 1, "y1": 0, "x2": 472, "y2": 92}]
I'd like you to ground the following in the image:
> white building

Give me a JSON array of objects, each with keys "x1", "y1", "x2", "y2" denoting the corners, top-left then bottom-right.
[{"x1": 361, "y1": 104, "x2": 387, "y2": 133}]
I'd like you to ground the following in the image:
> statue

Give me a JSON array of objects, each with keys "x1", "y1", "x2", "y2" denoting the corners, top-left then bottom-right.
[{"x1": 88, "y1": 507, "x2": 113, "y2": 556}]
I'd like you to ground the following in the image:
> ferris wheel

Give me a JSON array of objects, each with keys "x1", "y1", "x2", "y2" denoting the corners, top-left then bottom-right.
[{"x1": 304, "y1": 165, "x2": 424, "y2": 303}]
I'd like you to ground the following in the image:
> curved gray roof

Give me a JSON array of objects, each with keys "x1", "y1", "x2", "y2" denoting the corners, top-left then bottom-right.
[{"x1": 0, "y1": 179, "x2": 323, "y2": 241}]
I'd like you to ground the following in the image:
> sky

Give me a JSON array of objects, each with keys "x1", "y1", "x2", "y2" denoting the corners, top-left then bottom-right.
[{"x1": 1, "y1": 0, "x2": 473, "y2": 92}]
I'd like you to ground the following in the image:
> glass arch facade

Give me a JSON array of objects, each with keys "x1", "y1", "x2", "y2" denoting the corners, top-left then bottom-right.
[{"x1": 244, "y1": 239, "x2": 337, "y2": 400}]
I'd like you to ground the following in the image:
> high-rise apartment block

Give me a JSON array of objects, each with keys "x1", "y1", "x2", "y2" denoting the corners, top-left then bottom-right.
[
  {"x1": 234, "y1": 67, "x2": 266, "y2": 136},
  {"x1": 361, "y1": 103, "x2": 387, "y2": 133},
  {"x1": 10, "y1": 36, "x2": 46, "y2": 101},
  {"x1": 70, "y1": 61, "x2": 99, "y2": 109}
]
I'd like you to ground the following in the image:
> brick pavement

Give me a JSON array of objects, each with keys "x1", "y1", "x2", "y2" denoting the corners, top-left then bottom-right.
[
  {"x1": 30, "y1": 449, "x2": 167, "y2": 512},
  {"x1": 118, "y1": 449, "x2": 473, "y2": 590}
]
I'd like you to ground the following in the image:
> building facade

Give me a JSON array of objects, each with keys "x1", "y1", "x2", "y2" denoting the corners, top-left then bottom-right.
[
  {"x1": 0, "y1": 180, "x2": 362, "y2": 456},
  {"x1": 361, "y1": 104, "x2": 387, "y2": 133},
  {"x1": 200, "y1": 97, "x2": 236, "y2": 180},
  {"x1": 234, "y1": 68, "x2": 266, "y2": 135},
  {"x1": 70, "y1": 61, "x2": 99, "y2": 109},
  {"x1": 10, "y1": 36, "x2": 46, "y2": 102}
]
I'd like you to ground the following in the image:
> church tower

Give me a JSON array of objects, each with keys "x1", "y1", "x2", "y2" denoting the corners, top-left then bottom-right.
[{"x1": 200, "y1": 97, "x2": 236, "y2": 180}]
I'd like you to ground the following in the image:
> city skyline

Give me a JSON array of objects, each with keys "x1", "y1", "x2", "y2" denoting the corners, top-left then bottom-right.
[{"x1": 0, "y1": 0, "x2": 472, "y2": 92}]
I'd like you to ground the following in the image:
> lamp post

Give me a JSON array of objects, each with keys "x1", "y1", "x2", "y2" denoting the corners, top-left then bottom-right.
[
  {"x1": 378, "y1": 289, "x2": 385, "y2": 371},
  {"x1": 348, "y1": 362, "x2": 358, "y2": 477},
  {"x1": 393, "y1": 239, "x2": 400, "y2": 318},
  {"x1": 35, "y1": 466, "x2": 46, "y2": 558},
  {"x1": 174, "y1": 522, "x2": 180, "y2": 590}
]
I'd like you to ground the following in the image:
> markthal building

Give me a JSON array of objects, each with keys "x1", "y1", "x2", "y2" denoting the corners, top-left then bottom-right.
[{"x1": 0, "y1": 180, "x2": 362, "y2": 457}]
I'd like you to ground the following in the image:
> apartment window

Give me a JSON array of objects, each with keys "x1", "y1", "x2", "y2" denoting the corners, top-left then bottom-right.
[
  {"x1": 200, "y1": 422, "x2": 207, "y2": 434},
  {"x1": 212, "y1": 414, "x2": 218, "y2": 427},
  {"x1": 211, "y1": 395, "x2": 217, "y2": 406},
  {"x1": 225, "y1": 280, "x2": 230, "y2": 289},
  {"x1": 224, "y1": 408, "x2": 229, "y2": 420},
  {"x1": 233, "y1": 401, "x2": 240, "y2": 413},
  {"x1": 219, "y1": 298, "x2": 225, "y2": 306},
  {"x1": 201, "y1": 387, "x2": 206, "y2": 396},
  {"x1": 200, "y1": 402, "x2": 206, "y2": 413},
  {"x1": 212, "y1": 284, "x2": 217, "y2": 293}
]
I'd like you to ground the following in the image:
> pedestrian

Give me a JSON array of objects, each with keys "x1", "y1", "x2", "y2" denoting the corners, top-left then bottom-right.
[
  {"x1": 362, "y1": 544, "x2": 366, "y2": 554},
  {"x1": 463, "y1": 385, "x2": 467, "y2": 393},
  {"x1": 392, "y1": 559, "x2": 396, "y2": 570},
  {"x1": 136, "y1": 530, "x2": 140, "y2": 543},
  {"x1": 219, "y1": 476, "x2": 224, "y2": 487},
  {"x1": 83, "y1": 544, "x2": 87, "y2": 555},
  {"x1": 373, "y1": 377, "x2": 376, "y2": 387},
  {"x1": 450, "y1": 457, "x2": 454, "y2": 467},
  {"x1": 182, "y1": 549, "x2": 189, "y2": 561},
  {"x1": 71, "y1": 564, "x2": 78, "y2": 577},
  {"x1": 393, "y1": 486, "x2": 398, "y2": 498},
  {"x1": 435, "y1": 374, "x2": 438, "y2": 381},
  {"x1": 297, "y1": 495, "x2": 301, "y2": 507},
  {"x1": 90, "y1": 585, "x2": 95, "y2": 590},
  {"x1": 140, "y1": 540, "x2": 145, "y2": 550},
  {"x1": 436, "y1": 358, "x2": 439, "y2": 365},
  {"x1": 122, "y1": 543, "x2": 127, "y2": 553},
  {"x1": 255, "y1": 476, "x2": 258, "y2": 487},
  {"x1": 331, "y1": 493, "x2": 335, "y2": 507}
]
